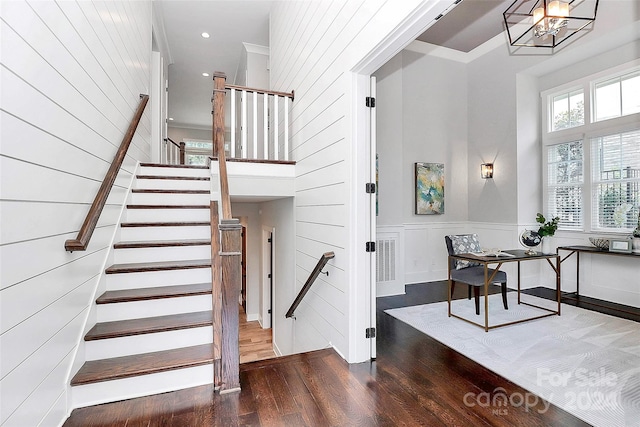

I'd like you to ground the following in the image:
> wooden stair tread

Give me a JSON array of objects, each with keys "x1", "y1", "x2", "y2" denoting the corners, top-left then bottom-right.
[
  {"x1": 70, "y1": 344, "x2": 213, "y2": 385},
  {"x1": 105, "y1": 259, "x2": 211, "y2": 274},
  {"x1": 140, "y1": 163, "x2": 209, "y2": 170},
  {"x1": 136, "y1": 175, "x2": 210, "y2": 181},
  {"x1": 114, "y1": 239, "x2": 211, "y2": 249},
  {"x1": 96, "y1": 283, "x2": 212, "y2": 304},
  {"x1": 132, "y1": 189, "x2": 209, "y2": 194},
  {"x1": 85, "y1": 311, "x2": 213, "y2": 340},
  {"x1": 120, "y1": 221, "x2": 210, "y2": 228},
  {"x1": 126, "y1": 204, "x2": 209, "y2": 209}
]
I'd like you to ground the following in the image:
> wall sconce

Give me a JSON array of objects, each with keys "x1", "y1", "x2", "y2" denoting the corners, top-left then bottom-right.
[{"x1": 481, "y1": 163, "x2": 494, "y2": 179}]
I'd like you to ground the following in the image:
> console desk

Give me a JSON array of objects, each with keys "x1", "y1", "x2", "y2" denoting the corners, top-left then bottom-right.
[{"x1": 557, "y1": 245, "x2": 640, "y2": 310}]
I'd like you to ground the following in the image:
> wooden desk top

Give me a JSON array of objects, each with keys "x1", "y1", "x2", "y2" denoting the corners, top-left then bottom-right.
[
  {"x1": 451, "y1": 249, "x2": 557, "y2": 264},
  {"x1": 557, "y1": 245, "x2": 640, "y2": 258}
]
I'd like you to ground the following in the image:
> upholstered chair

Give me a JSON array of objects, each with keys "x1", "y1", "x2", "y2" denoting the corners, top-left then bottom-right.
[{"x1": 445, "y1": 234, "x2": 508, "y2": 315}]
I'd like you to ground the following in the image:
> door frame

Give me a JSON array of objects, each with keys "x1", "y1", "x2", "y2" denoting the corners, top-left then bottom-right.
[
  {"x1": 261, "y1": 226, "x2": 275, "y2": 329},
  {"x1": 348, "y1": 1, "x2": 444, "y2": 362}
]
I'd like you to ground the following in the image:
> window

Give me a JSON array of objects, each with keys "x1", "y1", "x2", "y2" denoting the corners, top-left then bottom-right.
[
  {"x1": 546, "y1": 141, "x2": 584, "y2": 229},
  {"x1": 593, "y1": 71, "x2": 640, "y2": 122},
  {"x1": 550, "y1": 89, "x2": 584, "y2": 132},
  {"x1": 184, "y1": 140, "x2": 213, "y2": 166},
  {"x1": 591, "y1": 130, "x2": 640, "y2": 231},
  {"x1": 542, "y1": 63, "x2": 640, "y2": 234}
]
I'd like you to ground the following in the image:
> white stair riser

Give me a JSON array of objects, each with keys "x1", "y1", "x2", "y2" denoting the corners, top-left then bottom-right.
[
  {"x1": 139, "y1": 166, "x2": 210, "y2": 178},
  {"x1": 120, "y1": 225, "x2": 211, "y2": 241},
  {"x1": 106, "y1": 268, "x2": 211, "y2": 291},
  {"x1": 84, "y1": 327, "x2": 213, "y2": 360},
  {"x1": 125, "y1": 208, "x2": 210, "y2": 223},
  {"x1": 97, "y1": 295, "x2": 212, "y2": 322},
  {"x1": 71, "y1": 364, "x2": 213, "y2": 409},
  {"x1": 135, "y1": 178, "x2": 211, "y2": 191},
  {"x1": 113, "y1": 245, "x2": 211, "y2": 264},
  {"x1": 130, "y1": 192, "x2": 210, "y2": 205}
]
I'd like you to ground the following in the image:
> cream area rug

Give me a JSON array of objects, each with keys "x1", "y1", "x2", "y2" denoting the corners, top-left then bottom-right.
[{"x1": 385, "y1": 293, "x2": 640, "y2": 427}]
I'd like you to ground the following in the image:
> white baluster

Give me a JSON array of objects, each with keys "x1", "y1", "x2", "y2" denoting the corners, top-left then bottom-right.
[
  {"x1": 263, "y1": 94, "x2": 268, "y2": 160},
  {"x1": 253, "y1": 91, "x2": 258, "y2": 159},
  {"x1": 284, "y1": 96, "x2": 289, "y2": 161},
  {"x1": 230, "y1": 88, "x2": 236, "y2": 158},
  {"x1": 274, "y1": 95, "x2": 279, "y2": 161},
  {"x1": 241, "y1": 90, "x2": 247, "y2": 159}
]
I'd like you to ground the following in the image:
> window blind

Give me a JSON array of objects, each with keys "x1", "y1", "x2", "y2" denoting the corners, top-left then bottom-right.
[{"x1": 591, "y1": 130, "x2": 640, "y2": 231}]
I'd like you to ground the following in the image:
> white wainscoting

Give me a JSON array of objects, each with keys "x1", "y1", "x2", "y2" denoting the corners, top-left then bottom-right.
[{"x1": 378, "y1": 222, "x2": 639, "y2": 308}]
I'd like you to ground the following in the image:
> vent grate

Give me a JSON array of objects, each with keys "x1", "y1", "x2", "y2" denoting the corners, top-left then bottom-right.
[{"x1": 376, "y1": 237, "x2": 396, "y2": 283}]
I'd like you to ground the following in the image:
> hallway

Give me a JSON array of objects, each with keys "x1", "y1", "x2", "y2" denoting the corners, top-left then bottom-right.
[{"x1": 239, "y1": 306, "x2": 276, "y2": 364}]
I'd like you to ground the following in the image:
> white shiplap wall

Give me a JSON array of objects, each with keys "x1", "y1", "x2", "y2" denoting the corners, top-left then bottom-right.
[
  {"x1": 269, "y1": 0, "x2": 444, "y2": 362},
  {"x1": 0, "y1": 1, "x2": 151, "y2": 425}
]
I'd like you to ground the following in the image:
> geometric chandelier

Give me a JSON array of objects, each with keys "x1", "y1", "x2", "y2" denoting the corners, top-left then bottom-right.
[{"x1": 503, "y1": 0, "x2": 599, "y2": 48}]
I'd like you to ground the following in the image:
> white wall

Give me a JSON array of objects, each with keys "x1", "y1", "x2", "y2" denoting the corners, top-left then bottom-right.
[
  {"x1": 258, "y1": 198, "x2": 295, "y2": 356},
  {"x1": 231, "y1": 203, "x2": 261, "y2": 320},
  {"x1": 371, "y1": 3, "x2": 639, "y2": 306},
  {"x1": 167, "y1": 126, "x2": 212, "y2": 144},
  {"x1": 0, "y1": 1, "x2": 152, "y2": 425},
  {"x1": 270, "y1": 0, "x2": 447, "y2": 363},
  {"x1": 374, "y1": 48, "x2": 469, "y2": 290}
]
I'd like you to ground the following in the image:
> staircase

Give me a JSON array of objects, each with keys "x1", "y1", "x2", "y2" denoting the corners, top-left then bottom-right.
[{"x1": 70, "y1": 163, "x2": 216, "y2": 408}]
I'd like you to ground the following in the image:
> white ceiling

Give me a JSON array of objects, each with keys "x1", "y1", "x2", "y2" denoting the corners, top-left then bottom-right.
[
  {"x1": 157, "y1": 1, "x2": 273, "y2": 129},
  {"x1": 157, "y1": 0, "x2": 632, "y2": 131},
  {"x1": 417, "y1": 0, "x2": 512, "y2": 53}
]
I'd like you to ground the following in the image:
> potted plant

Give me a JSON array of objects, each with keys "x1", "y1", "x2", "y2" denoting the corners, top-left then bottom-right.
[
  {"x1": 633, "y1": 211, "x2": 640, "y2": 253},
  {"x1": 536, "y1": 213, "x2": 559, "y2": 253}
]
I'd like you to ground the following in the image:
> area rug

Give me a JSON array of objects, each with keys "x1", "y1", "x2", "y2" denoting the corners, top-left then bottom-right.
[{"x1": 385, "y1": 293, "x2": 640, "y2": 427}]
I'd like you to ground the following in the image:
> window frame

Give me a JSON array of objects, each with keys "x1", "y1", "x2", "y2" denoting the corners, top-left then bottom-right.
[{"x1": 541, "y1": 59, "x2": 640, "y2": 235}]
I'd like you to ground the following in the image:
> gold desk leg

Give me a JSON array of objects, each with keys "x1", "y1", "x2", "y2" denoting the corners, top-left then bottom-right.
[{"x1": 484, "y1": 264, "x2": 489, "y2": 332}]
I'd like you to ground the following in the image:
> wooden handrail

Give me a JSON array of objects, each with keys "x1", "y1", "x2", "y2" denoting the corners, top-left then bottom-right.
[
  {"x1": 165, "y1": 137, "x2": 180, "y2": 148},
  {"x1": 286, "y1": 252, "x2": 335, "y2": 318},
  {"x1": 65, "y1": 94, "x2": 149, "y2": 252},
  {"x1": 225, "y1": 83, "x2": 294, "y2": 101},
  {"x1": 213, "y1": 72, "x2": 232, "y2": 219}
]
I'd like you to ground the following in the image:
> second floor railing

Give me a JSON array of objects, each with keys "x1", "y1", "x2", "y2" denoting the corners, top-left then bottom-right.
[{"x1": 225, "y1": 83, "x2": 294, "y2": 161}]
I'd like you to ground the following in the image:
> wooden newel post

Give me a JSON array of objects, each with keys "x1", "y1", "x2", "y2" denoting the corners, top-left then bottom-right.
[
  {"x1": 219, "y1": 218, "x2": 242, "y2": 393},
  {"x1": 179, "y1": 142, "x2": 185, "y2": 165}
]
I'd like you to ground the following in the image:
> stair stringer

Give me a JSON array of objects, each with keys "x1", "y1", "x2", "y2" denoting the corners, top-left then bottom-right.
[
  {"x1": 65, "y1": 161, "x2": 142, "y2": 414},
  {"x1": 67, "y1": 163, "x2": 216, "y2": 410}
]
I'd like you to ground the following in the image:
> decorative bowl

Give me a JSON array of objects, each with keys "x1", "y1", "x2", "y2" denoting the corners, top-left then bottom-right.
[{"x1": 588, "y1": 237, "x2": 609, "y2": 250}]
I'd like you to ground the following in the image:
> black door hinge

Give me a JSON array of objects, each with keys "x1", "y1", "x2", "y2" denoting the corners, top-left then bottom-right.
[
  {"x1": 366, "y1": 241, "x2": 376, "y2": 252},
  {"x1": 268, "y1": 274, "x2": 272, "y2": 279},
  {"x1": 366, "y1": 327, "x2": 376, "y2": 338},
  {"x1": 268, "y1": 309, "x2": 272, "y2": 314},
  {"x1": 365, "y1": 183, "x2": 376, "y2": 194},
  {"x1": 268, "y1": 238, "x2": 272, "y2": 243},
  {"x1": 366, "y1": 97, "x2": 375, "y2": 108}
]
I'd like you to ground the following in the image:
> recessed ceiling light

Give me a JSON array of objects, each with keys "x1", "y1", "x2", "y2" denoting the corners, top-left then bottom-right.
[
  {"x1": 202, "y1": 72, "x2": 210, "y2": 77},
  {"x1": 168, "y1": 117, "x2": 174, "y2": 121},
  {"x1": 201, "y1": 32, "x2": 210, "y2": 38}
]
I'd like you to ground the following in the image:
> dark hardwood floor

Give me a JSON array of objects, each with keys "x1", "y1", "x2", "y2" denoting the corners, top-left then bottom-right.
[{"x1": 62, "y1": 281, "x2": 638, "y2": 426}]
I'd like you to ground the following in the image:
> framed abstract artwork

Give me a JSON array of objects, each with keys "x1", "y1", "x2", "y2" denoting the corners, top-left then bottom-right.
[{"x1": 415, "y1": 162, "x2": 444, "y2": 215}]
